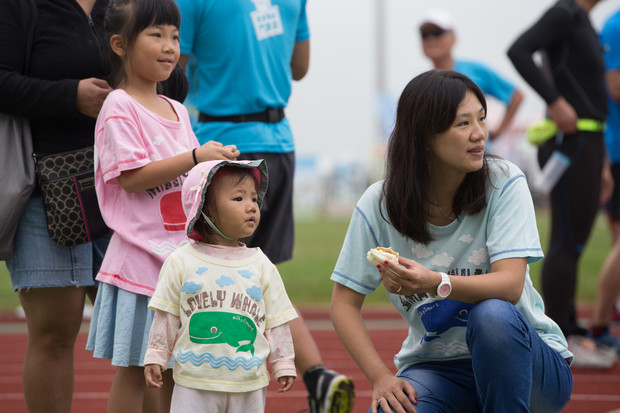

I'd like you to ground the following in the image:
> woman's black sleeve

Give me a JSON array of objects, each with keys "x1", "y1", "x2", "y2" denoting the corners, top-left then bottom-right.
[{"x1": 0, "y1": 0, "x2": 80, "y2": 118}]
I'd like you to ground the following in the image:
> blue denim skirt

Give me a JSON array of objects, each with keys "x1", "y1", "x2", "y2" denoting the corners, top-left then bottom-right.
[{"x1": 6, "y1": 193, "x2": 109, "y2": 290}]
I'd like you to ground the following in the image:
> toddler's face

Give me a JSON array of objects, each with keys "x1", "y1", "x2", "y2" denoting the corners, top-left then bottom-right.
[{"x1": 207, "y1": 174, "x2": 260, "y2": 244}]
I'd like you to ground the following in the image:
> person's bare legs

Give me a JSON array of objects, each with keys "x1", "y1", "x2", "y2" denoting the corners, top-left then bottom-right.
[
  {"x1": 291, "y1": 306, "x2": 355, "y2": 413},
  {"x1": 143, "y1": 369, "x2": 174, "y2": 413},
  {"x1": 107, "y1": 366, "x2": 146, "y2": 413},
  {"x1": 290, "y1": 309, "x2": 323, "y2": 375},
  {"x1": 108, "y1": 365, "x2": 174, "y2": 413},
  {"x1": 19, "y1": 286, "x2": 87, "y2": 413}
]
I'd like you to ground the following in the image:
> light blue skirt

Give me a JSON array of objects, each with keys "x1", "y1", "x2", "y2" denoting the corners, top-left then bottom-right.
[{"x1": 86, "y1": 282, "x2": 174, "y2": 368}]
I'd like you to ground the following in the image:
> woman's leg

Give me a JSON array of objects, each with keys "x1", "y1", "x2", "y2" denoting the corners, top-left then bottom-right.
[
  {"x1": 19, "y1": 286, "x2": 87, "y2": 413},
  {"x1": 467, "y1": 299, "x2": 573, "y2": 412},
  {"x1": 371, "y1": 360, "x2": 479, "y2": 413}
]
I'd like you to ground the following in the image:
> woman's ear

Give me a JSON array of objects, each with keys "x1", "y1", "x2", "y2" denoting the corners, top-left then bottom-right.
[{"x1": 110, "y1": 34, "x2": 126, "y2": 57}]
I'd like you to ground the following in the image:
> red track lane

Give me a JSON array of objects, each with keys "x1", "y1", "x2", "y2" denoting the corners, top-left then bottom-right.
[{"x1": 0, "y1": 307, "x2": 619, "y2": 413}]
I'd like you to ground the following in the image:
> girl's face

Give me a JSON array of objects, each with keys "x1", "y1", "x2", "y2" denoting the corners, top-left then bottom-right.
[
  {"x1": 429, "y1": 90, "x2": 488, "y2": 179},
  {"x1": 126, "y1": 24, "x2": 180, "y2": 85},
  {"x1": 207, "y1": 173, "x2": 260, "y2": 245}
]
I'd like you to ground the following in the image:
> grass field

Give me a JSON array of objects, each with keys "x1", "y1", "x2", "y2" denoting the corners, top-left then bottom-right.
[{"x1": 0, "y1": 208, "x2": 611, "y2": 313}]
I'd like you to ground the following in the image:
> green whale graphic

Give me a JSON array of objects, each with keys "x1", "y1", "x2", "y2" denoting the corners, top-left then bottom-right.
[{"x1": 188, "y1": 312, "x2": 258, "y2": 355}]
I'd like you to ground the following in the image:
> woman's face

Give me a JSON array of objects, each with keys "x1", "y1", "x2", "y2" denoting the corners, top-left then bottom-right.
[{"x1": 429, "y1": 90, "x2": 488, "y2": 179}]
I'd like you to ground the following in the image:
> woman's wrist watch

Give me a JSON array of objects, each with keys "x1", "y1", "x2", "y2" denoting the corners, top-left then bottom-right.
[{"x1": 436, "y1": 272, "x2": 452, "y2": 299}]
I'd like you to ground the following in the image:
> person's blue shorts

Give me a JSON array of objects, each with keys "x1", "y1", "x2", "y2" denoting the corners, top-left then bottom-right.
[{"x1": 6, "y1": 193, "x2": 109, "y2": 290}]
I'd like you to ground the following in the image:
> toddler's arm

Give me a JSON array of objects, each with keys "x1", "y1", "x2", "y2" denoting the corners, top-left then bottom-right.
[
  {"x1": 144, "y1": 309, "x2": 180, "y2": 387},
  {"x1": 265, "y1": 323, "x2": 296, "y2": 392}
]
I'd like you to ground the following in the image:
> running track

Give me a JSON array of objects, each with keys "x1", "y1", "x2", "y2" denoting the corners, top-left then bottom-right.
[{"x1": 0, "y1": 307, "x2": 618, "y2": 413}]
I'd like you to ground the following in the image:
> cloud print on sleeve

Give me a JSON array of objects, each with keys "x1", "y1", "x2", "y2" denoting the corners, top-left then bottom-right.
[
  {"x1": 216, "y1": 275, "x2": 235, "y2": 287},
  {"x1": 181, "y1": 281, "x2": 202, "y2": 294},
  {"x1": 468, "y1": 248, "x2": 488, "y2": 266},
  {"x1": 246, "y1": 285, "x2": 264, "y2": 301}
]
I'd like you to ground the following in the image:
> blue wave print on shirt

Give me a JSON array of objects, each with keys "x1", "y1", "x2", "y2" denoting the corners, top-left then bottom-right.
[{"x1": 176, "y1": 349, "x2": 266, "y2": 370}]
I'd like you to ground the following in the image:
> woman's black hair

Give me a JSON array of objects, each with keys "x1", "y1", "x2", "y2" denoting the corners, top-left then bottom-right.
[
  {"x1": 104, "y1": 0, "x2": 181, "y2": 88},
  {"x1": 381, "y1": 69, "x2": 491, "y2": 245}
]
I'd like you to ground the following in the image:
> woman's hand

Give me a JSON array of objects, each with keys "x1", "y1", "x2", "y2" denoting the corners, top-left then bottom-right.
[
  {"x1": 377, "y1": 256, "x2": 439, "y2": 296},
  {"x1": 76, "y1": 77, "x2": 112, "y2": 118},
  {"x1": 371, "y1": 372, "x2": 418, "y2": 413},
  {"x1": 195, "y1": 140, "x2": 240, "y2": 163}
]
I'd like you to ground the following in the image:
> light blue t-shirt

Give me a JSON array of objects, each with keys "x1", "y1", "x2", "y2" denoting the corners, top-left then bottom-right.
[
  {"x1": 454, "y1": 60, "x2": 516, "y2": 105},
  {"x1": 331, "y1": 159, "x2": 571, "y2": 373},
  {"x1": 601, "y1": 10, "x2": 620, "y2": 163},
  {"x1": 175, "y1": 0, "x2": 310, "y2": 153}
]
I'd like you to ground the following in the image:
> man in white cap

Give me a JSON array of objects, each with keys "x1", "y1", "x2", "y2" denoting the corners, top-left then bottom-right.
[{"x1": 419, "y1": 9, "x2": 524, "y2": 141}]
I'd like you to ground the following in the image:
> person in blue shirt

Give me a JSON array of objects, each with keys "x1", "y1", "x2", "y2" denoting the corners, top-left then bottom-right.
[
  {"x1": 173, "y1": 1, "x2": 354, "y2": 412},
  {"x1": 588, "y1": 8, "x2": 620, "y2": 356},
  {"x1": 418, "y1": 9, "x2": 523, "y2": 142},
  {"x1": 330, "y1": 70, "x2": 572, "y2": 413}
]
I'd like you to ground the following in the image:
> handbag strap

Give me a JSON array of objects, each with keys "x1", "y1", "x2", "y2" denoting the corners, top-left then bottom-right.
[{"x1": 19, "y1": 0, "x2": 37, "y2": 75}]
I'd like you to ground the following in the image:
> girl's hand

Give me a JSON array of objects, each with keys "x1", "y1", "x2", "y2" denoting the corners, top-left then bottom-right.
[
  {"x1": 195, "y1": 141, "x2": 240, "y2": 163},
  {"x1": 76, "y1": 77, "x2": 113, "y2": 118},
  {"x1": 144, "y1": 364, "x2": 164, "y2": 388},
  {"x1": 277, "y1": 376, "x2": 295, "y2": 392},
  {"x1": 377, "y1": 256, "x2": 439, "y2": 296},
  {"x1": 371, "y1": 373, "x2": 417, "y2": 413}
]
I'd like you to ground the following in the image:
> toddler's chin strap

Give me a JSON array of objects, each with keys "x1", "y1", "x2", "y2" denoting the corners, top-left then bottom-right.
[{"x1": 200, "y1": 211, "x2": 236, "y2": 241}]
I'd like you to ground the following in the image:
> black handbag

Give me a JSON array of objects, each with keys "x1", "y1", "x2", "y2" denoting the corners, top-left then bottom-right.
[{"x1": 34, "y1": 147, "x2": 109, "y2": 247}]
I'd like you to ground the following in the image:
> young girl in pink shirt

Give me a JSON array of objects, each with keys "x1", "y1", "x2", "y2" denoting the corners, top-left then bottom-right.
[{"x1": 86, "y1": 0, "x2": 239, "y2": 411}]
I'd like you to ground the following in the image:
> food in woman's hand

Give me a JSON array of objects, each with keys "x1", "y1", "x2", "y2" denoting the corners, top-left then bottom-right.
[{"x1": 367, "y1": 246, "x2": 399, "y2": 266}]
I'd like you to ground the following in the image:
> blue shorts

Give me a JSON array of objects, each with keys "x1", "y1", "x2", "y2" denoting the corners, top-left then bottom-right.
[{"x1": 6, "y1": 193, "x2": 110, "y2": 291}]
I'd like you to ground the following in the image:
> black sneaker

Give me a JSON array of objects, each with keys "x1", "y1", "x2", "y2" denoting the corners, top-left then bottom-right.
[{"x1": 308, "y1": 369, "x2": 355, "y2": 413}]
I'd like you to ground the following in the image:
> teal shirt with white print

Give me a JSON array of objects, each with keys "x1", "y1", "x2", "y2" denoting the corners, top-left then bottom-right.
[{"x1": 330, "y1": 158, "x2": 572, "y2": 373}]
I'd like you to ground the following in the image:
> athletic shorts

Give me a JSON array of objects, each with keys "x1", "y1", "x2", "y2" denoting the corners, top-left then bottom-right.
[
  {"x1": 238, "y1": 151, "x2": 294, "y2": 264},
  {"x1": 6, "y1": 193, "x2": 109, "y2": 291}
]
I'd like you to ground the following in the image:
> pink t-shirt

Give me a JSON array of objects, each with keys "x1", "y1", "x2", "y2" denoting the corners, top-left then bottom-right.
[{"x1": 94, "y1": 89, "x2": 199, "y2": 296}]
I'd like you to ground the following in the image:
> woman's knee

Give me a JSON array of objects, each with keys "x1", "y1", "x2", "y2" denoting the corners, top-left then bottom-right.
[{"x1": 466, "y1": 299, "x2": 523, "y2": 345}]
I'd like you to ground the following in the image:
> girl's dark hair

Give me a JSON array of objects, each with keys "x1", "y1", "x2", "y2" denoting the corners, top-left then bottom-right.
[
  {"x1": 381, "y1": 69, "x2": 490, "y2": 245},
  {"x1": 194, "y1": 167, "x2": 260, "y2": 243},
  {"x1": 105, "y1": 0, "x2": 181, "y2": 88}
]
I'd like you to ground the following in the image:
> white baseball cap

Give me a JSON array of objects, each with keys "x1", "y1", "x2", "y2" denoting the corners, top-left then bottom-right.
[{"x1": 419, "y1": 9, "x2": 454, "y2": 31}]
